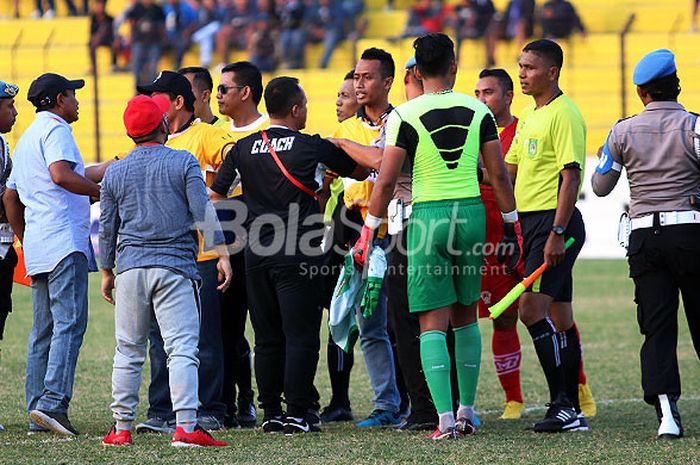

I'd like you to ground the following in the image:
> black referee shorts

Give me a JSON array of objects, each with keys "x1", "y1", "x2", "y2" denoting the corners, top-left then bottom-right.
[{"x1": 520, "y1": 207, "x2": 585, "y2": 302}]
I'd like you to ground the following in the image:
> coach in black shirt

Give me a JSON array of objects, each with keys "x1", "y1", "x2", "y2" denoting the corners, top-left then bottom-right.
[{"x1": 211, "y1": 77, "x2": 367, "y2": 434}]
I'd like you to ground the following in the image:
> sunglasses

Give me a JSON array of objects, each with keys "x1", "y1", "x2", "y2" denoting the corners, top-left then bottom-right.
[{"x1": 217, "y1": 84, "x2": 246, "y2": 95}]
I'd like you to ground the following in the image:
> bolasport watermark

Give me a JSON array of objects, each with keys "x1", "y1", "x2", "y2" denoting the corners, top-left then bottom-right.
[{"x1": 197, "y1": 198, "x2": 517, "y2": 276}]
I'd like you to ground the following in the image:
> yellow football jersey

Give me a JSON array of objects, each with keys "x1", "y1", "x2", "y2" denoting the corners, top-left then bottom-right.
[{"x1": 167, "y1": 119, "x2": 235, "y2": 262}]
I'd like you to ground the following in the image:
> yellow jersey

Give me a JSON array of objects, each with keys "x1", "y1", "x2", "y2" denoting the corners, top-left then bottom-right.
[
  {"x1": 505, "y1": 94, "x2": 586, "y2": 213},
  {"x1": 167, "y1": 118, "x2": 235, "y2": 261}
]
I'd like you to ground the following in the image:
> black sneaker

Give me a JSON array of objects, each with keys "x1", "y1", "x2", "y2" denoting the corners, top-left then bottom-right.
[
  {"x1": 306, "y1": 409, "x2": 321, "y2": 429},
  {"x1": 283, "y1": 416, "x2": 321, "y2": 435},
  {"x1": 533, "y1": 403, "x2": 579, "y2": 433},
  {"x1": 223, "y1": 414, "x2": 240, "y2": 429},
  {"x1": 320, "y1": 405, "x2": 353, "y2": 423},
  {"x1": 395, "y1": 416, "x2": 437, "y2": 432},
  {"x1": 261, "y1": 415, "x2": 285, "y2": 433},
  {"x1": 29, "y1": 409, "x2": 79, "y2": 436},
  {"x1": 237, "y1": 401, "x2": 257, "y2": 428},
  {"x1": 570, "y1": 412, "x2": 590, "y2": 432}
]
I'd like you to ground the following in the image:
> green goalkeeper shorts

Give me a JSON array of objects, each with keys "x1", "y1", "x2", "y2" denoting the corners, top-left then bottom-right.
[{"x1": 406, "y1": 197, "x2": 486, "y2": 313}]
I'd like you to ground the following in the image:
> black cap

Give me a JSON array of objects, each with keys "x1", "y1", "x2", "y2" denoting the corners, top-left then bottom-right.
[
  {"x1": 27, "y1": 73, "x2": 85, "y2": 108},
  {"x1": 137, "y1": 71, "x2": 195, "y2": 109}
]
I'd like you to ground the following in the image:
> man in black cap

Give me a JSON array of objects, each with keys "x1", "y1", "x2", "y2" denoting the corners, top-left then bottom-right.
[
  {"x1": 3, "y1": 73, "x2": 103, "y2": 436},
  {"x1": 592, "y1": 49, "x2": 700, "y2": 440},
  {"x1": 134, "y1": 70, "x2": 236, "y2": 433}
]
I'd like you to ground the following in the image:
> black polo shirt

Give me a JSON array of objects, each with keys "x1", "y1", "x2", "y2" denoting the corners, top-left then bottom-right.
[{"x1": 211, "y1": 125, "x2": 358, "y2": 269}]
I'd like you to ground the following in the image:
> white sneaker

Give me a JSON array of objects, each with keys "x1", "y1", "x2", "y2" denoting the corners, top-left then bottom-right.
[
  {"x1": 656, "y1": 395, "x2": 683, "y2": 439},
  {"x1": 43, "y1": 9, "x2": 55, "y2": 19}
]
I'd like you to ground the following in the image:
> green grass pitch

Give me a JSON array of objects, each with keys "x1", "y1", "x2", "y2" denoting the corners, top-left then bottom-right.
[{"x1": 0, "y1": 260, "x2": 697, "y2": 464}]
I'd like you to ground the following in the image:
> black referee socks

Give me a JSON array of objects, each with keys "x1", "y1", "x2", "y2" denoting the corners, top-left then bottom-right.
[{"x1": 528, "y1": 318, "x2": 567, "y2": 405}]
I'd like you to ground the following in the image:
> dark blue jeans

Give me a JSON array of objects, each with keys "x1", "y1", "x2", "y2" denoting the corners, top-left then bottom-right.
[
  {"x1": 26, "y1": 252, "x2": 88, "y2": 414},
  {"x1": 146, "y1": 259, "x2": 226, "y2": 420}
]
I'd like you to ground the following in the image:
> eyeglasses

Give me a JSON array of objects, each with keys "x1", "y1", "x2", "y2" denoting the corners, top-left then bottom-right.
[{"x1": 217, "y1": 84, "x2": 246, "y2": 95}]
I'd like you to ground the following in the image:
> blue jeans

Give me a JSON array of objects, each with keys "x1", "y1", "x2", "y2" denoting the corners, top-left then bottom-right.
[
  {"x1": 357, "y1": 281, "x2": 401, "y2": 413},
  {"x1": 279, "y1": 29, "x2": 306, "y2": 69},
  {"x1": 147, "y1": 259, "x2": 226, "y2": 420},
  {"x1": 319, "y1": 27, "x2": 343, "y2": 69},
  {"x1": 131, "y1": 42, "x2": 162, "y2": 88},
  {"x1": 26, "y1": 252, "x2": 88, "y2": 414}
]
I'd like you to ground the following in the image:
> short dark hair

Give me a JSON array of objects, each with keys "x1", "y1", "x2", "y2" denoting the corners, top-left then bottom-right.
[
  {"x1": 344, "y1": 70, "x2": 355, "y2": 81},
  {"x1": 523, "y1": 39, "x2": 563, "y2": 69},
  {"x1": 264, "y1": 77, "x2": 304, "y2": 118},
  {"x1": 163, "y1": 91, "x2": 194, "y2": 112},
  {"x1": 479, "y1": 68, "x2": 514, "y2": 93},
  {"x1": 359, "y1": 48, "x2": 395, "y2": 79},
  {"x1": 640, "y1": 72, "x2": 681, "y2": 101},
  {"x1": 414, "y1": 33, "x2": 455, "y2": 78},
  {"x1": 178, "y1": 66, "x2": 213, "y2": 93},
  {"x1": 34, "y1": 89, "x2": 70, "y2": 112},
  {"x1": 221, "y1": 61, "x2": 263, "y2": 104}
]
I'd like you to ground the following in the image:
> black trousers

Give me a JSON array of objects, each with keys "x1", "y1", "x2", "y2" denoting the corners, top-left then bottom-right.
[
  {"x1": 246, "y1": 262, "x2": 323, "y2": 418},
  {"x1": 0, "y1": 245, "x2": 17, "y2": 340},
  {"x1": 220, "y1": 251, "x2": 254, "y2": 416},
  {"x1": 628, "y1": 223, "x2": 700, "y2": 405}
]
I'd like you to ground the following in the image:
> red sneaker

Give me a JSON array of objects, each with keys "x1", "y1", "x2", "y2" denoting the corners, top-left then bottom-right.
[
  {"x1": 427, "y1": 426, "x2": 458, "y2": 440},
  {"x1": 171, "y1": 425, "x2": 228, "y2": 447},
  {"x1": 102, "y1": 426, "x2": 133, "y2": 446}
]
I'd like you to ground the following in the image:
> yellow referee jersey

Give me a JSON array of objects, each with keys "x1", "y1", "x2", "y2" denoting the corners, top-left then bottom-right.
[{"x1": 505, "y1": 94, "x2": 586, "y2": 213}]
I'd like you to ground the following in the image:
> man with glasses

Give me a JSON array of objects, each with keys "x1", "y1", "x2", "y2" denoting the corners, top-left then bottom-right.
[{"x1": 214, "y1": 61, "x2": 269, "y2": 428}]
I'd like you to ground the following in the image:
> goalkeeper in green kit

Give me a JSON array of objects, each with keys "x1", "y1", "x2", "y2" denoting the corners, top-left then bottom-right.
[{"x1": 353, "y1": 33, "x2": 522, "y2": 439}]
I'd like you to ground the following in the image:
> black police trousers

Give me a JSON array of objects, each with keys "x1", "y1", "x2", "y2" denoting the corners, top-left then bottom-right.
[
  {"x1": 246, "y1": 262, "x2": 323, "y2": 419},
  {"x1": 628, "y1": 222, "x2": 700, "y2": 405}
]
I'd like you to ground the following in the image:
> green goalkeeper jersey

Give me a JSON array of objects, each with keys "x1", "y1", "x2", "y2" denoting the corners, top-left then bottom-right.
[{"x1": 384, "y1": 90, "x2": 499, "y2": 204}]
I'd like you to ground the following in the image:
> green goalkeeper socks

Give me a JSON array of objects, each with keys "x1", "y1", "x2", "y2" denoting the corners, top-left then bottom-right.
[
  {"x1": 454, "y1": 322, "x2": 482, "y2": 407},
  {"x1": 420, "y1": 330, "x2": 453, "y2": 414}
]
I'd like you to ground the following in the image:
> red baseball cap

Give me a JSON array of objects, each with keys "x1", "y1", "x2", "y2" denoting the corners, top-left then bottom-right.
[{"x1": 123, "y1": 94, "x2": 171, "y2": 138}]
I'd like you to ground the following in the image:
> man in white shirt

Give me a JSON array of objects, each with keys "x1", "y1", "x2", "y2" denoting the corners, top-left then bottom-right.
[{"x1": 3, "y1": 73, "x2": 101, "y2": 436}]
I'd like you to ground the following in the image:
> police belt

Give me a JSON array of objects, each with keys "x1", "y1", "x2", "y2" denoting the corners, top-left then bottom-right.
[{"x1": 630, "y1": 210, "x2": 700, "y2": 231}]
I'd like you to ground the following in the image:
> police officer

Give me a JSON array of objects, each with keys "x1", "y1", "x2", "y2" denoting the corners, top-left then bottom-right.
[{"x1": 592, "y1": 49, "x2": 700, "y2": 440}]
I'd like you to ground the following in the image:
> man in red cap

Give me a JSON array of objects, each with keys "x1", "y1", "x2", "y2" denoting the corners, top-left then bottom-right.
[{"x1": 99, "y1": 94, "x2": 232, "y2": 447}]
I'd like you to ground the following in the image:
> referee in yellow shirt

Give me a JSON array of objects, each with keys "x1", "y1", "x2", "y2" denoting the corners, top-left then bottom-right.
[
  {"x1": 504, "y1": 39, "x2": 587, "y2": 433},
  {"x1": 135, "y1": 70, "x2": 235, "y2": 433}
]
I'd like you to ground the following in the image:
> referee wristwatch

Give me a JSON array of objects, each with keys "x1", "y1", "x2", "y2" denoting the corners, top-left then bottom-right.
[{"x1": 551, "y1": 225, "x2": 565, "y2": 236}]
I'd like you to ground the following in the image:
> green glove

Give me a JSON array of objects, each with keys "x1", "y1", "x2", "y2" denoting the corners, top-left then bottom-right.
[{"x1": 360, "y1": 276, "x2": 383, "y2": 319}]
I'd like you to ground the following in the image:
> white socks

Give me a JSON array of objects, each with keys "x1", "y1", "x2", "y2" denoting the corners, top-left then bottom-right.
[{"x1": 657, "y1": 395, "x2": 681, "y2": 437}]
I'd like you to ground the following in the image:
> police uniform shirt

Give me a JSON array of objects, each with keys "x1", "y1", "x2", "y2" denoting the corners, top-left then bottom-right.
[
  {"x1": 210, "y1": 125, "x2": 358, "y2": 269},
  {"x1": 592, "y1": 101, "x2": 700, "y2": 218},
  {"x1": 505, "y1": 94, "x2": 586, "y2": 212}
]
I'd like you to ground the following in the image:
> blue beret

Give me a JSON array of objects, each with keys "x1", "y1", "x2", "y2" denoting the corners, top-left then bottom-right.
[
  {"x1": 0, "y1": 81, "x2": 19, "y2": 99},
  {"x1": 633, "y1": 49, "x2": 676, "y2": 86},
  {"x1": 405, "y1": 56, "x2": 416, "y2": 70}
]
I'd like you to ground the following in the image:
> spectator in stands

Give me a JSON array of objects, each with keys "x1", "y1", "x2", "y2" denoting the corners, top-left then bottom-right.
[
  {"x1": 32, "y1": 0, "x2": 78, "y2": 18},
  {"x1": 163, "y1": 0, "x2": 199, "y2": 69},
  {"x1": 452, "y1": 0, "x2": 495, "y2": 59},
  {"x1": 216, "y1": 0, "x2": 258, "y2": 67},
  {"x1": 277, "y1": 0, "x2": 306, "y2": 69},
  {"x1": 126, "y1": 0, "x2": 166, "y2": 89},
  {"x1": 400, "y1": 0, "x2": 450, "y2": 38},
  {"x1": 540, "y1": 0, "x2": 586, "y2": 39},
  {"x1": 248, "y1": 14, "x2": 277, "y2": 72},
  {"x1": 484, "y1": 0, "x2": 535, "y2": 67},
  {"x1": 89, "y1": 0, "x2": 122, "y2": 73},
  {"x1": 343, "y1": 0, "x2": 367, "y2": 42},
  {"x1": 306, "y1": 0, "x2": 344, "y2": 68},
  {"x1": 191, "y1": 0, "x2": 224, "y2": 68}
]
